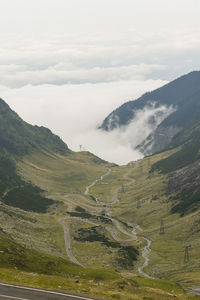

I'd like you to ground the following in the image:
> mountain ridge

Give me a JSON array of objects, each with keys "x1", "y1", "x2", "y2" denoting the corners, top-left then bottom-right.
[
  {"x1": 100, "y1": 71, "x2": 200, "y2": 155},
  {"x1": 0, "y1": 98, "x2": 69, "y2": 156}
]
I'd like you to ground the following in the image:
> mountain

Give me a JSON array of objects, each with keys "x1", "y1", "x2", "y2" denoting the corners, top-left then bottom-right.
[
  {"x1": 0, "y1": 98, "x2": 109, "y2": 213},
  {"x1": 100, "y1": 71, "x2": 200, "y2": 155},
  {"x1": 0, "y1": 98, "x2": 71, "y2": 212},
  {"x1": 0, "y1": 98, "x2": 69, "y2": 156},
  {"x1": 150, "y1": 118, "x2": 200, "y2": 216},
  {"x1": 0, "y1": 98, "x2": 199, "y2": 299}
]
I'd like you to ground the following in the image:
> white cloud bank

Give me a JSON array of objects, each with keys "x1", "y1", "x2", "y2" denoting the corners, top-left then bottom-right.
[{"x1": 1, "y1": 79, "x2": 168, "y2": 165}]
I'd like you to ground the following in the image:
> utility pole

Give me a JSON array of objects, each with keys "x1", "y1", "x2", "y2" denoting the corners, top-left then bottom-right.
[
  {"x1": 148, "y1": 158, "x2": 151, "y2": 167},
  {"x1": 184, "y1": 245, "x2": 191, "y2": 263},
  {"x1": 160, "y1": 219, "x2": 165, "y2": 235},
  {"x1": 140, "y1": 165, "x2": 143, "y2": 176},
  {"x1": 137, "y1": 199, "x2": 141, "y2": 208}
]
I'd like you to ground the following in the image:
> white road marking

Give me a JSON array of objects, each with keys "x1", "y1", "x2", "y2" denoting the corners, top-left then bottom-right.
[
  {"x1": 0, "y1": 283, "x2": 94, "y2": 300},
  {"x1": 0, "y1": 294, "x2": 28, "y2": 300}
]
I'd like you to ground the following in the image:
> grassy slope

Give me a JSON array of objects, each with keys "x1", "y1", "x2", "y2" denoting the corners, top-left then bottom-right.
[
  {"x1": 0, "y1": 227, "x2": 193, "y2": 300},
  {"x1": 1, "y1": 147, "x2": 198, "y2": 298},
  {"x1": 151, "y1": 120, "x2": 200, "y2": 216},
  {"x1": 0, "y1": 98, "x2": 68, "y2": 156},
  {"x1": 152, "y1": 121, "x2": 200, "y2": 174},
  {"x1": 107, "y1": 151, "x2": 200, "y2": 291},
  {"x1": 0, "y1": 202, "x2": 66, "y2": 257},
  {"x1": 1, "y1": 98, "x2": 197, "y2": 297},
  {"x1": 17, "y1": 150, "x2": 110, "y2": 194},
  {"x1": 1, "y1": 148, "x2": 111, "y2": 256}
]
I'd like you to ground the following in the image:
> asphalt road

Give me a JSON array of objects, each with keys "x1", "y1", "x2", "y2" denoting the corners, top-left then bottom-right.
[
  {"x1": 188, "y1": 287, "x2": 200, "y2": 295},
  {"x1": 0, "y1": 283, "x2": 95, "y2": 300}
]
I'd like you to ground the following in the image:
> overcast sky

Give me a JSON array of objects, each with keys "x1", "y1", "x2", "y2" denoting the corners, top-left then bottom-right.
[{"x1": 0, "y1": 0, "x2": 200, "y2": 164}]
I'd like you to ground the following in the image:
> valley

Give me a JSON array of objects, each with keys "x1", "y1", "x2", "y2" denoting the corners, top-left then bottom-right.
[
  {"x1": 0, "y1": 97, "x2": 200, "y2": 299},
  {"x1": 0, "y1": 0, "x2": 200, "y2": 297},
  {"x1": 0, "y1": 145, "x2": 197, "y2": 299},
  {"x1": 8, "y1": 145, "x2": 200, "y2": 299}
]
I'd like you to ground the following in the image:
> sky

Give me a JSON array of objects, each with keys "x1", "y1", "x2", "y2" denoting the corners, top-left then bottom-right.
[{"x1": 0, "y1": 0, "x2": 200, "y2": 164}]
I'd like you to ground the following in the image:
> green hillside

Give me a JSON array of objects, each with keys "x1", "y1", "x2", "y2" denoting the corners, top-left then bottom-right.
[
  {"x1": 0, "y1": 98, "x2": 109, "y2": 212},
  {"x1": 0, "y1": 98, "x2": 70, "y2": 212},
  {"x1": 0, "y1": 97, "x2": 200, "y2": 299},
  {"x1": 152, "y1": 121, "x2": 200, "y2": 174},
  {"x1": 0, "y1": 98, "x2": 68, "y2": 156},
  {"x1": 150, "y1": 119, "x2": 200, "y2": 216}
]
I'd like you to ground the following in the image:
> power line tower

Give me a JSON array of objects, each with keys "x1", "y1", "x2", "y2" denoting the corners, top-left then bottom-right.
[
  {"x1": 148, "y1": 157, "x2": 151, "y2": 167},
  {"x1": 140, "y1": 166, "x2": 143, "y2": 176},
  {"x1": 79, "y1": 145, "x2": 82, "y2": 151},
  {"x1": 184, "y1": 245, "x2": 191, "y2": 263},
  {"x1": 137, "y1": 199, "x2": 141, "y2": 208},
  {"x1": 160, "y1": 219, "x2": 165, "y2": 235}
]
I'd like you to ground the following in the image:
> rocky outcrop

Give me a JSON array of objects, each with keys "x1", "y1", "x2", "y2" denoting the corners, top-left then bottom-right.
[
  {"x1": 168, "y1": 160, "x2": 200, "y2": 194},
  {"x1": 137, "y1": 125, "x2": 181, "y2": 155}
]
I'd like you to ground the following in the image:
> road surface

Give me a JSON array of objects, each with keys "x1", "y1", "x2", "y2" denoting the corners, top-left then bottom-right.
[
  {"x1": 0, "y1": 283, "x2": 95, "y2": 300},
  {"x1": 85, "y1": 169, "x2": 111, "y2": 196},
  {"x1": 59, "y1": 218, "x2": 83, "y2": 267},
  {"x1": 188, "y1": 287, "x2": 200, "y2": 296},
  {"x1": 138, "y1": 237, "x2": 155, "y2": 279}
]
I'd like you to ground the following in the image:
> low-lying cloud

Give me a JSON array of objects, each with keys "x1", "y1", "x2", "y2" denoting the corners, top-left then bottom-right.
[
  {"x1": 1, "y1": 79, "x2": 169, "y2": 165},
  {"x1": 70, "y1": 103, "x2": 175, "y2": 164}
]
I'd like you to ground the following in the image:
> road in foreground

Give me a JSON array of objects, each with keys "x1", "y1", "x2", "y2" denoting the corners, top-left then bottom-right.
[{"x1": 0, "y1": 283, "x2": 94, "y2": 300}]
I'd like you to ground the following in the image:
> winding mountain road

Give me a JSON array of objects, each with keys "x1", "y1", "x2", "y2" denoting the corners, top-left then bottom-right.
[
  {"x1": 55, "y1": 163, "x2": 153, "y2": 278},
  {"x1": 85, "y1": 169, "x2": 111, "y2": 196},
  {"x1": 138, "y1": 237, "x2": 154, "y2": 279},
  {"x1": 59, "y1": 217, "x2": 84, "y2": 267}
]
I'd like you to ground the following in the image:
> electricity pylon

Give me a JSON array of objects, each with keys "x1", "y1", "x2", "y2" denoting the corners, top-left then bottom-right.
[
  {"x1": 160, "y1": 219, "x2": 165, "y2": 235},
  {"x1": 148, "y1": 157, "x2": 151, "y2": 167},
  {"x1": 184, "y1": 245, "x2": 191, "y2": 263},
  {"x1": 140, "y1": 166, "x2": 143, "y2": 176},
  {"x1": 137, "y1": 199, "x2": 141, "y2": 208}
]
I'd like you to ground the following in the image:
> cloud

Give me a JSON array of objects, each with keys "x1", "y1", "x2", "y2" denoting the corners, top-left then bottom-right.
[
  {"x1": 1, "y1": 78, "x2": 168, "y2": 164},
  {"x1": 69, "y1": 102, "x2": 175, "y2": 164},
  {"x1": 0, "y1": 28, "x2": 200, "y2": 88},
  {"x1": 0, "y1": 63, "x2": 165, "y2": 88}
]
